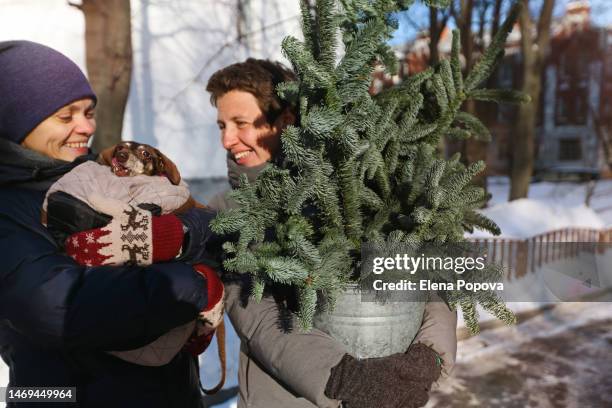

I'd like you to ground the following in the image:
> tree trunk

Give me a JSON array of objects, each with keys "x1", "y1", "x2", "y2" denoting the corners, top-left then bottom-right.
[
  {"x1": 510, "y1": 71, "x2": 539, "y2": 199},
  {"x1": 476, "y1": 0, "x2": 490, "y2": 52},
  {"x1": 486, "y1": 0, "x2": 504, "y2": 89},
  {"x1": 456, "y1": 0, "x2": 489, "y2": 193},
  {"x1": 429, "y1": 8, "x2": 440, "y2": 66},
  {"x1": 491, "y1": 0, "x2": 503, "y2": 38},
  {"x1": 77, "y1": 0, "x2": 132, "y2": 153},
  {"x1": 459, "y1": 0, "x2": 475, "y2": 72},
  {"x1": 430, "y1": 7, "x2": 451, "y2": 157},
  {"x1": 509, "y1": 0, "x2": 555, "y2": 200},
  {"x1": 430, "y1": 6, "x2": 452, "y2": 67},
  {"x1": 466, "y1": 0, "x2": 497, "y2": 195}
]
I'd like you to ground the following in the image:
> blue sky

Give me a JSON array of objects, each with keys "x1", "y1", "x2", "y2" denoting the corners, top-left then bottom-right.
[{"x1": 389, "y1": 0, "x2": 612, "y2": 46}]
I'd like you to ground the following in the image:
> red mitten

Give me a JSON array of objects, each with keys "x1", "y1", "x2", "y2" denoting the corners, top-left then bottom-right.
[
  {"x1": 183, "y1": 331, "x2": 215, "y2": 357},
  {"x1": 183, "y1": 264, "x2": 225, "y2": 356},
  {"x1": 65, "y1": 195, "x2": 184, "y2": 266}
]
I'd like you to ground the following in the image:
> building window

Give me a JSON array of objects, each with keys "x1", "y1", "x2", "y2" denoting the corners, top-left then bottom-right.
[
  {"x1": 574, "y1": 92, "x2": 587, "y2": 123},
  {"x1": 498, "y1": 63, "x2": 513, "y2": 87},
  {"x1": 556, "y1": 89, "x2": 588, "y2": 125},
  {"x1": 558, "y1": 138, "x2": 582, "y2": 161},
  {"x1": 555, "y1": 47, "x2": 589, "y2": 126},
  {"x1": 605, "y1": 54, "x2": 612, "y2": 89},
  {"x1": 556, "y1": 95, "x2": 569, "y2": 125},
  {"x1": 558, "y1": 54, "x2": 569, "y2": 83},
  {"x1": 497, "y1": 139, "x2": 509, "y2": 160}
]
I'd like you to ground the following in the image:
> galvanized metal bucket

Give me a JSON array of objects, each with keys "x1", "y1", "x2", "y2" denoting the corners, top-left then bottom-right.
[{"x1": 314, "y1": 284, "x2": 426, "y2": 358}]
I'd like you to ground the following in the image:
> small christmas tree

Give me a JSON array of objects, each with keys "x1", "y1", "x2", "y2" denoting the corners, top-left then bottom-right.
[{"x1": 211, "y1": 0, "x2": 529, "y2": 333}]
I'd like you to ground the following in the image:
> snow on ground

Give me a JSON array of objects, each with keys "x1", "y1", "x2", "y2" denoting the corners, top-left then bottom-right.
[
  {"x1": 461, "y1": 178, "x2": 612, "y2": 330},
  {"x1": 428, "y1": 301, "x2": 612, "y2": 407},
  {"x1": 421, "y1": 187, "x2": 610, "y2": 406},
  {"x1": 471, "y1": 199, "x2": 605, "y2": 238},
  {"x1": 470, "y1": 177, "x2": 612, "y2": 238}
]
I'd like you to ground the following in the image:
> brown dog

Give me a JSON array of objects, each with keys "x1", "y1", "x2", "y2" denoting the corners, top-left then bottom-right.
[
  {"x1": 98, "y1": 141, "x2": 182, "y2": 185},
  {"x1": 97, "y1": 142, "x2": 203, "y2": 213}
]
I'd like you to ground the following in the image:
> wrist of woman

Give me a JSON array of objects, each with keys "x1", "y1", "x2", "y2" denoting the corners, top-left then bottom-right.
[
  {"x1": 175, "y1": 207, "x2": 217, "y2": 262},
  {"x1": 151, "y1": 214, "x2": 184, "y2": 262}
]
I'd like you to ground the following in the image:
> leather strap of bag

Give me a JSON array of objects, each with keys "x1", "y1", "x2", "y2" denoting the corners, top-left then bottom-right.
[{"x1": 199, "y1": 321, "x2": 227, "y2": 395}]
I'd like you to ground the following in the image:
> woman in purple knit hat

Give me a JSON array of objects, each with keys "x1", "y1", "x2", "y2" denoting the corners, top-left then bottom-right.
[{"x1": 0, "y1": 40, "x2": 221, "y2": 407}]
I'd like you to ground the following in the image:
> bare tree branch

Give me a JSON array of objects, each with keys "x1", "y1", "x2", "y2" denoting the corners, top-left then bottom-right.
[
  {"x1": 67, "y1": 0, "x2": 83, "y2": 10},
  {"x1": 398, "y1": 10, "x2": 427, "y2": 33},
  {"x1": 165, "y1": 13, "x2": 300, "y2": 107},
  {"x1": 476, "y1": 0, "x2": 491, "y2": 48}
]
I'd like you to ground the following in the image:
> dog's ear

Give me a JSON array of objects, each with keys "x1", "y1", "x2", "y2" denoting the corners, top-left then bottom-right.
[
  {"x1": 154, "y1": 148, "x2": 181, "y2": 185},
  {"x1": 97, "y1": 144, "x2": 117, "y2": 166}
]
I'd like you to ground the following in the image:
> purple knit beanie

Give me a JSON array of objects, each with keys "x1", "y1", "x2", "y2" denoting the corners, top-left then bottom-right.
[{"x1": 0, "y1": 40, "x2": 97, "y2": 144}]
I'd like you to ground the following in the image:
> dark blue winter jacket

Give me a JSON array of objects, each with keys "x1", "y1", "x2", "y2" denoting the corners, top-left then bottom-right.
[{"x1": 0, "y1": 142, "x2": 210, "y2": 407}]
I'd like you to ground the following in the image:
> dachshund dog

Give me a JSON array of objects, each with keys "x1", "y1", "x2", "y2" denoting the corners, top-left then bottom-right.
[
  {"x1": 98, "y1": 141, "x2": 182, "y2": 185},
  {"x1": 96, "y1": 141, "x2": 203, "y2": 213}
]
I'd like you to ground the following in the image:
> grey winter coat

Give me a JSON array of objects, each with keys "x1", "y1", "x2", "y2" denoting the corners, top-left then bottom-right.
[{"x1": 209, "y1": 183, "x2": 458, "y2": 408}]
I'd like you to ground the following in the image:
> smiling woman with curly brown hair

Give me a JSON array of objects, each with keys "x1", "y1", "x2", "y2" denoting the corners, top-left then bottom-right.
[{"x1": 205, "y1": 58, "x2": 459, "y2": 408}]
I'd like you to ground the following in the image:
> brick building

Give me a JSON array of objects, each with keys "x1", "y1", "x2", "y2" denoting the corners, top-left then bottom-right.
[{"x1": 383, "y1": 0, "x2": 612, "y2": 178}]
